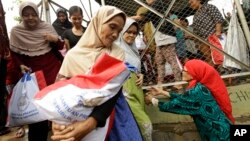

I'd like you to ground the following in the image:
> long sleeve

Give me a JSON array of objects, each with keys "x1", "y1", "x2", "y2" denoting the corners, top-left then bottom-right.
[
  {"x1": 158, "y1": 88, "x2": 201, "y2": 115},
  {"x1": 169, "y1": 92, "x2": 182, "y2": 99},
  {"x1": 158, "y1": 84, "x2": 231, "y2": 141}
]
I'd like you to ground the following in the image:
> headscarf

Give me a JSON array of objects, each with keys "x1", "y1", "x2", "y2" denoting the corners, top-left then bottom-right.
[
  {"x1": 136, "y1": 6, "x2": 148, "y2": 16},
  {"x1": 185, "y1": 59, "x2": 235, "y2": 123},
  {"x1": 10, "y1": 1, "x2": 58, "y2": 56},
  {"x1": 52, "y1": 8, "x2": 72, "y2": 35},
  {"x1": 59, "y1": 6, "x2": 126, "y2": 77},
  {"x1": 136, "y1": 6, "x2": 148, "y2": 27},
  {"x1": 115, "y1": 18, "x2": 141, "y2": 72},
  {"x1": 136, "y1": 6, "x2": 156, "y2": 54},
  {"x1": 18, "y1": 1, "x2": 39, "y2": 17}
]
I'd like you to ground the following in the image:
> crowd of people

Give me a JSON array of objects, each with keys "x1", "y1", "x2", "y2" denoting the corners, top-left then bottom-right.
[{"x1": 1, "y1": 0, "x2": 249, "y2": 140}]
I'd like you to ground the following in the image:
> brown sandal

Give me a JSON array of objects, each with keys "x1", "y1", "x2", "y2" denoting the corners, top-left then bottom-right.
[{"x1": 15, "y1": 126, "x2": 25, "y2": 138}]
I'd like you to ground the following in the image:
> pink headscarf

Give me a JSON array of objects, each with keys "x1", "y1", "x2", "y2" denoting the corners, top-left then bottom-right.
[
  {"x1": 10, "y1": 1, "x2": 58, "y2": 56},
  {"x1": 185, "y1": 59, "x2": 235, "y2": 123}
]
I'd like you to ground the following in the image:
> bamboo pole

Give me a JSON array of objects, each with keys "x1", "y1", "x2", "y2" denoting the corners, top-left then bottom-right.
[{"x1": 234, "y1": 0, "x2": 250, "y2": 49}]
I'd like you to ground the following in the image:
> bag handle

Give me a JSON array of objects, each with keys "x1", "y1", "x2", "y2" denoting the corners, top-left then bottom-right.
[{"x1": 21, "y1": 73, "x2": 31, "y2": 95}]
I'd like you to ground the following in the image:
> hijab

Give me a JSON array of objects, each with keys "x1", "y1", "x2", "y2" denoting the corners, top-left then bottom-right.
[
  {"x1": 115, "y1": 18, "x2": 141, "y2": 72},
  {"x1": 52, "y1": 8, "x2": 72, "y2": 35},
  {"x1": 136, "y1": 6, "x2": 148, "y2": 16},
  {"x1": 10, "y1": 1, "x2": 58, "y2": 56},
  {"x1": 59, "y1": 6, "x2": 126, "y2": 77},
  {"x1": 185, "y1": 59, "x2": 235, "y2": 123}
]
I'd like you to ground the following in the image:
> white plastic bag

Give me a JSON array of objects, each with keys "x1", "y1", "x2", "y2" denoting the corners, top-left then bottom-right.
[
  {"x1": 165, "y1": 56, "x2": 182, "y2": 76},
  {"x1": 7, "y1": 72, "x2": 47, "y2": 127},
  {"x1": 223, "y1": 9, "x2": 250, "y2": 69},
  {"x1": 165, "y1": 62, "x2": 173, "y2": 76}
]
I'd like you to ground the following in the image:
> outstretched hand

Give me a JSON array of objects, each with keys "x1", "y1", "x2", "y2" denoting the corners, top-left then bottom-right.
[
  {"x1": 147, "y1": 86, "x2": 170, "y2": 98},
  {"x1": 148, "y1": 86, "x2": 163, "y2": 96},
  {"x1": 145, "y1": 86, "x2": 164, "y2": 105}
]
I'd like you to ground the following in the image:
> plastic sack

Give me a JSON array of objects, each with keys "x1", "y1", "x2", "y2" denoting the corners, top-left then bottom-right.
[
  {"x1": 33, "y1": 53, "x2": 130, "y2": 125},
  {"x1": 223, "y1": 9, "x2": 250, "y2": 69},
  {"x1": 208, "y1": 34, "x2": 225, "y2": 65},
  {"x1": 6, "y1": 71, "x2": 47, "y2": 127},
  {"x1": 165, "y1": 62, "x2": 173, "y2": 76},
  {"x1": 33, "y1": 53, "x2": 130, "y2": 141},
  {"x1": 164, "y1": 56, "x2": 182, "y2": 76}
]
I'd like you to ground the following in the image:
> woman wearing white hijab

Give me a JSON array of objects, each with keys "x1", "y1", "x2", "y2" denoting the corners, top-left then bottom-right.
[
  {"x1": 52, "y1": 6, "x2": 143, "y2": 141},
  {"x1": 115, "y1": 18, "x2": 153, "y2": 141}
]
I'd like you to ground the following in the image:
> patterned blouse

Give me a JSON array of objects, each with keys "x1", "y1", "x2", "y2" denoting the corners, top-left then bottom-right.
[
  {"x1": 158, "y1": 83, "x2": 231, "y2": 141},
  {"x1": 193, "y1": 4, "x2": 224, "y2": 39}
]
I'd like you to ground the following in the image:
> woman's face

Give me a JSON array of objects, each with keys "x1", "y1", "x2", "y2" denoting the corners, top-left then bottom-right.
[
  {"x1": 58, "y1": 12, "x2": 67, "y2": 23},
  {"x1": 22, "y1": 6, "x2": 39, "y2": 29},
  {"x1": 188, "y1": 0, "x2": 201, "y2": 10},
  {"x1": 123, "y1": 24, "x2": 138, "y2": 45},
  {"x1": 182, "y1": 67, "x2": 193, "y2": 81},
  {"x1": 70, "y1": 12, "x2": 83, "y2": 28},
  {"x1": 100, "y1": 15, "x2": 125, "y2": 47}
]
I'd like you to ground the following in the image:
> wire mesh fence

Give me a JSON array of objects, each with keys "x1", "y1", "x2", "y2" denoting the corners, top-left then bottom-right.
[
  {"x1": 243, "y1": 0, "x2": 250, "y2": 29},
  {"x1": 97, "y1": 0, "x2": 250, "y2": 88}
]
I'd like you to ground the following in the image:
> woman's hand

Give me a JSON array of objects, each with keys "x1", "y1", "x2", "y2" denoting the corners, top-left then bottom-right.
[
  {"x1": 130, "y1": 15, "x2": 143, "y2": 21},
  {"x1": 20, "y1": 64, "x2": 31, "y2": 74},
  {"x1": 51, "y1": 122, "x2": 73, "y2": 141},
  {"x1": 136, "y1": 73, "x2": 144, "y2": 87},
  {"x1": 148, "y1": 86, "x2": 170, "y2": 97},
  {"x1": 51, "y1": 117, "x2": 97, "y2": 141},
  {"x1": 44, "y1": 33, "x2": 58, "y2": 43}
]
